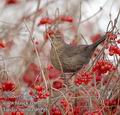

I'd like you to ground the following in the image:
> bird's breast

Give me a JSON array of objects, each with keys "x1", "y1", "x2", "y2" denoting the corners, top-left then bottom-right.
[{"x1": 50, "y1": 46, "x2": 64, "y2": 71}]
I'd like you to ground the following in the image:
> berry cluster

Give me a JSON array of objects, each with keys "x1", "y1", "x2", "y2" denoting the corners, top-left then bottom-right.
[
  {"x1": 92, "y1": 60, "x2": 116, "y2": 75},
  {"x1": 38, "y1": 15, "x2": 74, "y2": 26},
  {"x1": 75, "y1": 72, "x2": 93, "y2": 86},
  {"x1": 58, "y1": 15, "x2": 73, "y2": 23},
  {"x1": 0, "y1": 97, "x2": 16, "y2": 103},
  {"x1": 109, "y1": 45, "x2": 120, "y2": 56},
  {"x1": 52, "y1": 79, "x2": 63, "y2": 89},
  {"x1": 38, "y1": 17, "x2": 54, "y2": 25},
  {"x1": 4, "y1": 111, "x2": 24, "y2": 115},
  {"x1": 104, "y1": 98, "x2": 120, "y2": 106},
  {"x1": 50, "y1": 106, "x2": 62, "y2": 115},
  {"x1": 73, "y1": 106, "x2": 81, "y2": 115},
  {"x1": 107, "y1": 32, "x2": 117, "y2": 40},
  {"x1": 104, "y1": 98, "x2": 120, "y2": 114},
  {"x1": 23, "y1": 63, "x2": 41, "y2": 87},
  {"x1": 29, "y1": 85, "x2": 50, "y2": 101},
  {"x1": 1, "y1": 81, "x2": 15, "y2": 92},
  {"x1": 84, "y1": 110, "x2": 103, "y2": 115},
  {"x1": 11, "y1": 111, "x2": 24, "y2": 115},
  {"x1": 60, "y1": 99, "x2": 69, "y2": 110}
]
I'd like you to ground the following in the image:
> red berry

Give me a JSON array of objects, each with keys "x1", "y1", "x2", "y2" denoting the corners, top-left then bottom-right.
[
  {"x1": 107, "y1": 32, "x2": 117, "y2": 40},
  {"x1": 91, "y1": 34, "x2": 101, "y2": 43},
  {"x1": 60, "y1": 99, "x2": 68, "y2": 109},
  {"x1": 38, "y1": 17, "x2": 54, "y2": 25},
  {"x1": 11, "y1": 111, "x2": 24, "y2": 115},
  {"x1": 117, "y1": 39, "x2": 120, "y2": 43},
  {"x1": 84, "y1": 110, "x2": 102, "y2": 115},
  {"x1": 44, "y1": 30, "x2": 54, "y2": 40},
  {"x1": 104, "y1": 99, "x2": 118, "y2": 106},
  {"x1": 6, "y1": 0, "x2": 18, "y2": 5},
  {"x1": 34, "y1": 85, "x2": 43, "y2": 92},
  {"x1": 51, "y1": 107, "x2": 62, "y2": 115},
  {"x1": 73, "y1": 106, "x2": 80, "y2": 115},
  {"x1": 75, "y1": 72, "x2": 92, "y2": 86},
  {"x1": 53, "y1": 80, "x2": 63, "y2": 89},
  {"x1": 29, "y1": 90, "x2": 34, "y2": 96},
  {"x1": 109, "y1": 45, "x2": 120, "y2": 56},
  {"x1": 47, "y1": 64, "x2": 54, "y2": 70},
  {"x1": 29, "y1": 63, "x2": 40, "y2": 75},
  {"x1": 0, "y1": 41, "x2": 5, "y2": 48},
  {"x1": 48, "y1": 67, "x2": 61, "y2": 79},
  {"x1": 45, "y1": 92, "x2": 50, "y2": 97},
  {"x1": 1, "y1": 81, "x2": 15, "y2": 91},
  {"x1": 6, "y1": 97, "x2": 16, "y2": 102},
  {"x1": 59, "y1": 15, "x2": 73, "y2": 23},
  {"x1": 92, "y1": 60, "x2": 115, "y2": 75}
]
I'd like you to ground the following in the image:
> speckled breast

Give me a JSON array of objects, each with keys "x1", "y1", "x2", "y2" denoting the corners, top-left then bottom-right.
[{"x1": 50, "y1": 47, "x2": 64, "y2": 71}]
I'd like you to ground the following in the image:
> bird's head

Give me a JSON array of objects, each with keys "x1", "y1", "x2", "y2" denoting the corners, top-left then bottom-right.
[
  {"x1": 45, "y1": 29, "x2": 63, "y2": 40},
  {"x1": 45, "y1": 29, "x2": 65, "y2": 47}
]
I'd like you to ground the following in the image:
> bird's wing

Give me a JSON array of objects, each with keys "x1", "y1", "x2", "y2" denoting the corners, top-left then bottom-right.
[
  {"x1": 62, "y1": 53, "x2": 89, "y2": 72},
  {"x1": 64, "y1": 45, "x2": 89, "y2": 57},
  {"x1": 61, "y1": 45, "x2": 90, "y2": 71}
]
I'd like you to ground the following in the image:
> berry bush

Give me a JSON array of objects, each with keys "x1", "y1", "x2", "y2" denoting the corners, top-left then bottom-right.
[{"x1": 0, "y1": 0, "x2": 120, "y2": 115}]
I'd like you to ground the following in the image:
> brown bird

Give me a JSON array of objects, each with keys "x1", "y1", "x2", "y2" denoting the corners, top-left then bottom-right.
[{"x1": 50, "y1": 30, "x2": 106, "y2": 73}]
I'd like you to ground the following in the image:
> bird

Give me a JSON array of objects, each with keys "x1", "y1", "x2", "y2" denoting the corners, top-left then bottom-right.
[{"x1": 50, "y1": 30, "x2": 106, "y2": 73}]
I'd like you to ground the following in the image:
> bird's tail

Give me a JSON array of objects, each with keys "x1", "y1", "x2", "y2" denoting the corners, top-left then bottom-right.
[{"x1": 91, "y1": 34, "x2": 107, "y2": 49}]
